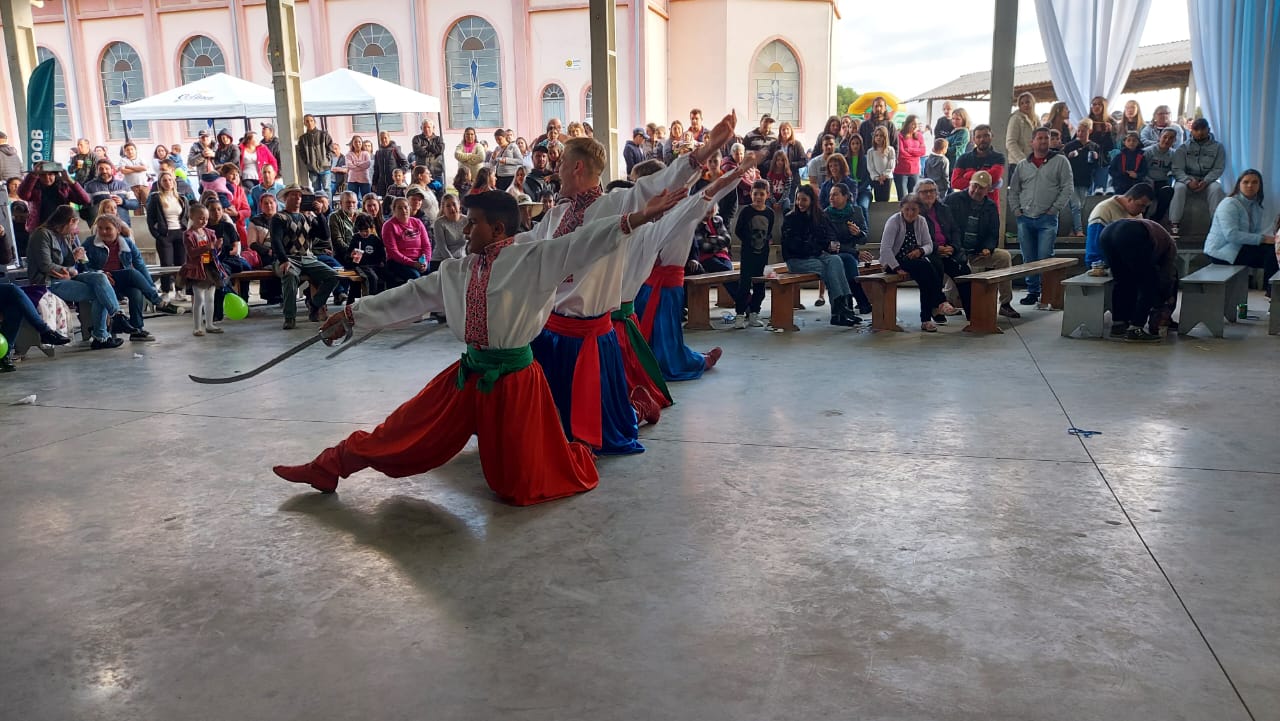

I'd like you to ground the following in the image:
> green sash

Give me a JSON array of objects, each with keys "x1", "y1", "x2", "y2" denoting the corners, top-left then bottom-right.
[
  {"x1": 456, "y1": 345, "x2": 534, "y2": 393},
  {"x1": 610, "y1": 301, "x2": 673, "y2": 404}
]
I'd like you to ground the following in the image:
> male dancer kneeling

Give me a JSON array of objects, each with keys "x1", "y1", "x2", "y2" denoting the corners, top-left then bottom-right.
[{"x1": 272, "y1": 190, "x2": 682, "y2": 505}]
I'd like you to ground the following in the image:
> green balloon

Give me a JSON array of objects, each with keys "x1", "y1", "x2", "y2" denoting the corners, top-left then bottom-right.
[
  {"x1": 0, "y1": 333, "x2": 9, "y2": 359},
  {"x1": 223, "y1": 293, "x2": 249, "y2": 321}
]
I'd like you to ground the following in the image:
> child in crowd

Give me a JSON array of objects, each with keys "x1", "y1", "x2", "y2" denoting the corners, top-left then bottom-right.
[
  {"x1": 345, "y1": 214, "x2": 385, "y2": 298},
  {"x1": 383, "y1": 168, "x2": 409, "y2": 217},
  {"x1": 206, "y1": 193, "x2": 252, "y2": 275},
  {"x1": 94, "y1": 198, "x2": 132, "y2": 236},
  {"x1": 198, "y1": 166, "x2": 233, "y2": 209},
  {"x1": 923, "y1": 138, "x2": 951, "y2": 195},
  {"x1": 732, "y1": 179, "x2": 775, "y2": 329},
  {"x1": 1063, "y1": 120, "x2": 1105, "y2": 236},
  {"x1": 180, "y1": 205, "x2": 226, "y2": 336},
  {"x1": 452, "y1": 166, "x2": 472, "y2": 197},
  {"x1": 765, "y1": 151, "x2": 793, "y2": 214},
  {"x1": 1109, "y1": 131, "x2": 1148, "y2": 195}
]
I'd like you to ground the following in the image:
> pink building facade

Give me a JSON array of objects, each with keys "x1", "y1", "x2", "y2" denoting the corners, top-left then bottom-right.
[{"x1": 1, "y1": 0, "x2": 838, "y2": 174}]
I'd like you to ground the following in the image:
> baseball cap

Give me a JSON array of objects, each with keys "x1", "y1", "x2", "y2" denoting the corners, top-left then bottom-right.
[
  {"x1": 632, "y1": 127, "x2": 646, "y2": 137},
  {"x1": 260, "y1": 122, "x2": 275, "y2": 130},
  {"x1": 405, "y1": 185, "x2": 428, "y2": 198},
  {"x1": 970, "y1": 170, "x2": 993, "y2": 188},
  {"x1": 198, "y1": 129, "x2": 210, "y2": 137}
]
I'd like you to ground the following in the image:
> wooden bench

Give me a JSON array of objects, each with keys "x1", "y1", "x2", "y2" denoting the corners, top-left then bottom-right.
[
  {"x1": 751, "y1": 272, "x2": 820, "y2": 332},
  {"x1": 956, "y1": 257, "x2": 1078, "y2": 334},
  {"x1": 683, "y1": 263, "x2": 787, "y2": 331},
  {"x1": 854, "y1": 273, "x2": 909, "y2": 331},
  {"x1": 1270, "y1": 271, "x2": 1280, "y2": 336},
  {"x1": 1178, "y1": 264, "x2": 1248, "y2": 338},
  {"x1": 229, "y1": 268, "x2": 364, "y2": 308},
  {"x1": 1061, "y1": 273, "x2": 1115, "y2": 338}
]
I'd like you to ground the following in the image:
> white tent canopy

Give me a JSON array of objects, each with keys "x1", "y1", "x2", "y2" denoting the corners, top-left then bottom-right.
[
  {"x1": 301, "y1": 68, "x2": 441, "y2": 117},
  {"x1": 120, "y1": 73, "x2": 277, "y2": 121}
]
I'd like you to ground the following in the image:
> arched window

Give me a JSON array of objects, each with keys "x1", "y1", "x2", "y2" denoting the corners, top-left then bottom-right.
[
  {"x1": 36, "y1": 48, "x2": 72, "y2": 141},
  {"x1": 541, "y1": 84, "x2": 565, "y2": 129},
  {"x1": 751, "y1": 41, "x2": 799, "y2": 125},
  {"x1": 445, "y1": 16, "x2": 502, "y2": 128},
  {"x1": 347, "y1": 23, "x2": 402, "y2": 132},
  {"x1": 584, "y1": 86, "x2": 593, "y2": 125},
  {"x1": 179, "y1": 36, "x2": 226, "y2": 137},
  {"x1": 100, "y1": 42, "x2": 149, "y2": 140}
]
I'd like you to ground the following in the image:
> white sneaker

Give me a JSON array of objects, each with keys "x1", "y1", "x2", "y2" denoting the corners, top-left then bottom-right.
[
  {"x1": 732, "y1": 315, "x2": 747, "y2": 330},
  {"x1": 193, "y1": 329, "x2": 205, "y2": 337},
  {"x1": 747, "y1": 313, "x2": 765, "y2": 328}
]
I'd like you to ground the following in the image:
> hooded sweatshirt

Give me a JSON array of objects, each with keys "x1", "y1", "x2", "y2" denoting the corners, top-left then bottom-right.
[
  {"x1": 0, "y1": 143, "x2": 22, "y2": 179},
  {"x1": 1108, "y1": 146, "x2": 1147, "y2": 194}
]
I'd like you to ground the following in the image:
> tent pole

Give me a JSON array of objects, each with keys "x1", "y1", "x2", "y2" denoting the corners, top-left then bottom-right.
[{"x1": 375, "y1": 114, "x2": 382, "y2": 136}]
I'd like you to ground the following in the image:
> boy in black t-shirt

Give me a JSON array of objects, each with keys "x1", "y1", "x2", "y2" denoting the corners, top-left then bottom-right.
[{"x1": 732, "y1": 180, "x2": 775, "y2": 328}]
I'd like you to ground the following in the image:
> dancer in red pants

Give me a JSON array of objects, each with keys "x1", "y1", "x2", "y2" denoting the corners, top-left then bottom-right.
[{"x1": 273, "y1": 190, "x2": 682, "y2": 505}]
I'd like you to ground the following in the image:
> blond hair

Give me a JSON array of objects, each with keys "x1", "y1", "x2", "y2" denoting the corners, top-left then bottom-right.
[{"x1": 561, "y1": 137, "x2": 607, "y2": 176}]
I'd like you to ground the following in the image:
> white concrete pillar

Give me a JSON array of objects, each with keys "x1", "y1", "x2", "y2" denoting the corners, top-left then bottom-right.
[
  {"x1": 589, "y1": 0, "x2": 618, "y2": 182},
  {"x1": 2, "y1": 0, "x2": 39, "y2": 155},
  {"x1": 265, "y1": 0, "x2": 306, "y2": 184}
]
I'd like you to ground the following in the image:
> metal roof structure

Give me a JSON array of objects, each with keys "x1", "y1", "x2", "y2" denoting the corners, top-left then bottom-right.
[{"x1": 908, "y1": 40, "x2": 1191, "y2": 103}]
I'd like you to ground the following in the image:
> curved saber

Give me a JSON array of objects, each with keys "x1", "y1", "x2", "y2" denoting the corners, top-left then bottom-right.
[
  {"x1": 189, "y1": 333, "x2": 326, "y2": 384},
  {"x1": 325, "y1": 328, "x2": 381, "y2": 359}
]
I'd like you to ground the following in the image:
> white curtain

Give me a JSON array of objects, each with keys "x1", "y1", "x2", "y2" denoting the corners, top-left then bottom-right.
[
  {"x1": 1034, "y1": 0, "x2": 1152, "y2": 121},
  {"x1": 1189, "y1": 0, "x2": 1280, "y2": 223}
]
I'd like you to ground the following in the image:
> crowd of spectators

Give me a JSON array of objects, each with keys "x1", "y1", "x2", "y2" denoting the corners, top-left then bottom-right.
[{"x1": 2, "y1": 91, "x2": 1278, "y2": 367}]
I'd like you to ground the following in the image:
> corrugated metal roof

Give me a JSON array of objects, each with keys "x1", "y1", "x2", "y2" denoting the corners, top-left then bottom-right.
[{"x1": 908, "y1": 40, "x2": 1191, "y2": 102}]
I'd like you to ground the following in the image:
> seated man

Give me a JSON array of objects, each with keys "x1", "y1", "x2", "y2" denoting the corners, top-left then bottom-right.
[
  {"x1": 1086, "y1": 184, "x2": 1153, "y2": 268},
  {"x1": 1169, "y1": 118, "x2": 1226, "y2": 237},
  {"x1": 1099, "y1": 218, "x2": 1178, "y2": 342},
  {"x1": 248, "y1": 163, "x2": 284, "y2": 214},
  {"x1": 270, "y1": 184, "x2": 339, "y2": 329},
  {"x1": 943, "y1": 171, "x2": 1020, "y2": 319}
]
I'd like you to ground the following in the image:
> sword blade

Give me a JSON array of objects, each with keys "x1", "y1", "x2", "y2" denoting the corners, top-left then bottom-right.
[
  {"x1": 389, "y1": 321, "x2": 447, "y2": 349},
  {"x1": 188, "y1": 333, "x2": 325, "y2": 384},
  {"x1": 325, "y1": 328, "x2": 381, "y2": 359}
]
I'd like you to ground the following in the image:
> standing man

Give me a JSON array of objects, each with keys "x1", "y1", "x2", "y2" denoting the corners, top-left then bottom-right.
[
  {"x1": 260, "y1": 123, "x2": 281, "y2": 163},
  {"x1": 743, "y1": 115, "x2": 777, "y2": 156},
  {"x1": 1007, "y1": 127, "x2": 1072, "y2": 308},
  {"x1": 951, "y1": 125, "x2": 1006, "y2": 204},
  {"x1": 68, "y1": 138, "x2": 95, "y2": 185},
  {"x1": 411, "y1": 119, "x2": 445, "y2": 180},
  {"x1": 944, "y1": 171, "x2": 1020, "y2": 319},
  {"x1": 688, "y1": 109, "x2": 707, "y2": 143},
  {"x1": 623, "y1": 128, "x2": 648, "y2": 177},
  {"x1": 0, "y1": 130, "x2": 22, "y2": 179},
  {"x1": 1169, "y1": 118, "x2": 1226, "y2": 238},
  {"x1": 295, "y1": 114, "x2": 335, "y2": 193},
  {"x1": 858, "y1": 97, "x2": 899, "y2": 152},
  {"x1": 83, "y1": 159, "x2": 135, "y2": 226}
]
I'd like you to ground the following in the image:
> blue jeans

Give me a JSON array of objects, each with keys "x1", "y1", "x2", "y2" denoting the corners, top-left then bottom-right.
[
  {"x1": 346, "y1": 182, "x2": 371, "y2": 199},
  {"x1": 855, "y1": 187, "x2": 871, "y2": 220},
  {"x1": 1084, "y1": 223, "x2": 1105, "y2": 267},
  {"x1": 307, "y1": 171, "x2": 331, "y2": 194},
  {"x1": 1069, "y1": 186, "x2": 1087, "y2": 233},
  {"x1": 110, "y1": 267, "x2": 161, "y2": 330},
  {"x1": 1090, "y1": 166, "x2": 1109, "y2": 195},
  {"x1": 1016, "y1": 214, "x2": 1058, "y2": 296},
  {"x1": 0, "y1": 284, "x2": 49, "y2": 351},
  {"x1": 50, "y1": 272, "x2": 120, "y2": 340}
]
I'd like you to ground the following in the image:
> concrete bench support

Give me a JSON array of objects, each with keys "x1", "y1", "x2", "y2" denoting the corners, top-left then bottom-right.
[
  {"x1": 1061, "y1": 273, "x2": 1115, "y2": 338},
  {"x1": 1178, "y1": 264, "x2": 1248, "y2": 338}
]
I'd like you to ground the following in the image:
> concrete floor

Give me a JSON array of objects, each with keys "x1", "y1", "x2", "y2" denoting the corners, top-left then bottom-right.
[{"x1": 1, "y1": 289, "x2": 1277, "y2": 721}]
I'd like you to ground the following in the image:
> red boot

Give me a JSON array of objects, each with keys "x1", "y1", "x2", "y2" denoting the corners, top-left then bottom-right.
[
  {"x1": 272, "y1": 445, "x2": 348, "y2": 493},
  {"x1": 703, "y1": 346, "x2": 723, "y2": 370},
  {"x1": 629, "y1": 385, "x2": 662, "y2": 426}
]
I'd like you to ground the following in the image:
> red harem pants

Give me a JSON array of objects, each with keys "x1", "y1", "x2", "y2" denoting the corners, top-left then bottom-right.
[{"x1": 318, "y1": 360, "x2": 598, "y2": 506}]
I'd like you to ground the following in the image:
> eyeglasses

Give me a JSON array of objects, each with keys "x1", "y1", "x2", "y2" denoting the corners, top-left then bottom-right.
[{"x1": 919, "y1": 189, "x2": 938, "y2": 195}]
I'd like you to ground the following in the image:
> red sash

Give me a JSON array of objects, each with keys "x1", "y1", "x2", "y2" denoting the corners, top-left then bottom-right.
[
  {"x1": 638, "y1": 265, "x2": 685, "y2": 341},
  {"x1": 543, "y1": 313, "x2": 612, "y2": 448}
]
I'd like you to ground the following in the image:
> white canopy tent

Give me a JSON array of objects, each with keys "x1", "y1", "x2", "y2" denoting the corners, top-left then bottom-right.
[
  {"x1": 119, "y1": 73, "x2": 277, "y2": 121},
  {"x1": 300, "y1": 69, "x2": 441, "y2": 132}
]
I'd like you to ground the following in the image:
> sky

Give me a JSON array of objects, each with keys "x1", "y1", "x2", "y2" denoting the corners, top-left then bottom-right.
[{"x1": 833, "y1": 0, "x2": 1191, "y2": 125}]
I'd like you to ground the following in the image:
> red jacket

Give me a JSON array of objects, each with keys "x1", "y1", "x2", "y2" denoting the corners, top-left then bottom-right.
[
  {"x1": 18, "y1": 174, "x2": 91, "y2": 232},
  {"x1": 895, "y1": 133, "x2": 927, "y2": 175},
  {"x1": 239, "y1": 143, "x2": 279, "y2": 179},
  {"x1": 951, "y1": 156, "x2": 1006, "y2": 203}
]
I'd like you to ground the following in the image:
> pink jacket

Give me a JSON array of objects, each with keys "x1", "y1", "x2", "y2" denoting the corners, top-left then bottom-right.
[
  {"x1": 239, "y1": 143, "x2": 279, "y2": 178},
  {"x1": 381, "y1": 216, "x2": 432, "y2": 266},
  {"x1": 895, "y1": 133, "x2": 927, "y2": 175},
  {"x1": 344, "y1": 150, "x2": 372, "y2": 184}
]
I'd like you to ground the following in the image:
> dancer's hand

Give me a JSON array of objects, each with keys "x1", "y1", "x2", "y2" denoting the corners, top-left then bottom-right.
[{"x1": 319, "y1": 308, "x2": 352, "y2": 345}]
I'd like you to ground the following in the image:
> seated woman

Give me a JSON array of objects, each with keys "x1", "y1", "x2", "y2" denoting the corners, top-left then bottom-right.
[
  {"x1": 380, "y1": 197, "x2": 432, "y2": 287},
  {"x1": 27, "y1": 205, "x2": 136, "y2": 349},
  {"x1": 878, "y1": 194, "x2": 956, "y2": 332},
  {"x1": 1, "y1": 283, "x2": 72, "y2": 371},
  {"x1": 83, "y1": 215, "x2": 171, "y2": 340},
  {"x1": 1204, "y1": 169, "x2": 1278, "y2": 297},
  {"x1": 824, "y1": 183, "x2": 876, "y2": 314},
  {"x1": 781, "y1": 186, "x2": 859, "y2": 326},
  {"x1": 206, "y1": 193, "x2": 252, "y2": 276},
  {"x1": 247, "y1": 193, "x2": 285, "y2": 304}
]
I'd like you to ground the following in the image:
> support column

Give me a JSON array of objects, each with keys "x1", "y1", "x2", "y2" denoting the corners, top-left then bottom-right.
[
  {"x1": 266, "y1": 0, "x2": 305, "y2": 184},
  {"x1": 988, "y1": 0, "x2": 1018, "y2": 247},
  {"x1": 589, "y1": 0, "x2": 618, "y2": 182},
  {"x1": 2, "y1": 0, "x2": 39, "y2": 157}
]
